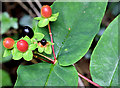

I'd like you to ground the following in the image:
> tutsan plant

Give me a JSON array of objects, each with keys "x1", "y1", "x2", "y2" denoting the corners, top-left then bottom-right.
[{"x1": 2, "y1": 1, "x2": 119, "y2": 87}]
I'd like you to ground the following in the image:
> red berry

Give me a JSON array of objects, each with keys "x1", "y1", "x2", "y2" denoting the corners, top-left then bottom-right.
[
  {"x1": 17, "y1": 39, "x2": 28, "y2": 52},
  {"x1": 3, "y1": 37, "x2": 15, "y2": 49},
  {"x1": 41, "y1": 5, "x2": 52, "y2": 18}
]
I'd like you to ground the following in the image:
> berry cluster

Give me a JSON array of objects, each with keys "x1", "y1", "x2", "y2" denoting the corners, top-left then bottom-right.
[{"x1": 3, "y1": 5, "x2": 59, "y2": 62}]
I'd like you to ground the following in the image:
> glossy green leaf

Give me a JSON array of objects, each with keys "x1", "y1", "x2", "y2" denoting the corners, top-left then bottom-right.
[
  {"x1": 28, "y1": 44, "x2": 37, "y2": 50},
  {"x1": 34, "y1": 33, "x2": 44, "y2": 41},
  {"x1": 3, "y1": 49, "x2": 11, "y2": 57},
  {"x1": 12, "y1": 48, "x2": 23, "y2": 60},
  {"x1": 38, "y1": 18, "x2": 49, "y2": 27},
  {"x1": 0, "y1": 12, "x2": 18, "y2": 34},
  {"x1": 90, "y1": 15, "x2": 119, "y2": 86},
  {"x1": 15, "y1": 62, "x2": 78, "y2": 86},
  {"x1": 48, "y1": 12, "x2": 59, "y2": 21},
  {"x1": 38, "y1": 1, "x2": 107, "y2": 66},
  {"x1": 0, "y1": 70, "x2": 12, "y2": 87},
  {"x1": 23, "y1": 50, "x2": 33, "y2": 61},
  {"x1": 44, "y1": 45, "x2": 52, "y2": 54}
]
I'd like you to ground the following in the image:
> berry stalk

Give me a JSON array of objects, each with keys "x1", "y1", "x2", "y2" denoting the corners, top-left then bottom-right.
[
  {"x1": 78, "y1": 73, "x2": 103, "y2": 88},
  {"x1": 48, "y1": 23, "x2": 57, "y2": 63},
  {"x1": 34, "y1": 51, "x2": 54, "y2": 63},
  {"x1": 33, "y1": 54, "x2": 53, "y2": 64}
]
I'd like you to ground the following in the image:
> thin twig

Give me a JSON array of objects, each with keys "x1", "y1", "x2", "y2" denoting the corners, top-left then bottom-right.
[
  {"x1": 35, "y1": 52, "x2": 54, "y2": 63},
  {"x1": 33, "y1": 54, "x2": 53, "y2": 63},
  {"x1": 48, "y1": 23, "x2": 57, "y2": 63},
  {"x1": 78, "y1": 73, "x2": 103, "y2": 88},
  {"x1": 34, "y1": 0, "x2": 42, "y2": 10},
  {"x1": 26, "y1": 0, "x2": 41, "y2": 17},
  {"x1": 14, "y1": 0, "x2": 35, "y2": 17}
]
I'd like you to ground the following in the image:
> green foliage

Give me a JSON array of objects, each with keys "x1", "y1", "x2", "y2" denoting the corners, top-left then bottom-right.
[
  {"x1": 48, "y1": 12, "x2": 59, "y2": 21},
  {"x1": 0, "y1": 69, "x2": 12, "y2": 87},
  {"x1": 3, "y1": 49, "x2": 11, "y2": 57},
  {"x1": 90, "y1": 15, "x2": 119, "y2": 86},
  {"x1": 12, "y1": 48, "x2": 23, "y2": 60},
  {"x1": 23, "y1": 50, "x2": 33, "y2": 61},
  {"x1": 15, "y1": 62, "x2": 78, "y2": 86},
  {"x1": 14, "y1": 1, "x2": 108, "y2": 87},
  {"x1": 37, "y1": 1, "x2": 108, "y2": 66},
  {"x1": 37, "y1": 42, "x2": 52, "y2": 54},
  {"x1": 3, "y1": 34, "x2": 53, "y2": 61},
  {"x1": 38, "y1": 46, "x2": 44, "y2": 53},
  {"x1": 34, "y1": 12, "x2": 59, "y2": 27},
  {"x1": 44, "y1": 45, "x2": 52, "y2": 54},
  {"x1": 33, "y1": 33, "x2": 44, "y2": 41},
  {"x1": 0, "y1": 12, "x2": 18, "y2": 34},
  {"x1": 38, "y1": 18, "x2": 49, "y2": 27}
]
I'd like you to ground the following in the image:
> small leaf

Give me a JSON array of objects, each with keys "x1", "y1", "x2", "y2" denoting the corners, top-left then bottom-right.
[
  {"x1": 38, "y1": 46, "x2": 44, "y2": 53},
  {"x1": 34, "y1": 17, "x2": 42, "y2": 20},
  {"x1": 44, "y1": 45, "x2": 52, "y2": 54},
  {"x1": 31, "y1": 38, "x2": 37, "y2": 43},
  {"x1": 34, "y1": 33, "x2": 44, "y2": 41},
  {"x1": 0, "y1": 12, "x2": 18, "y2": 34},
  {"x1": 48, "y1": 12, "x2": 59, "y2": 21},
  {"x1": 12, "y1": 48, "x2": 23, "y2": 60},
  {"x1": 23, "y1": 36, "x2": 31, "y2": 44},
  {"x1": 3, "y1": 49, "x2": 11, "y2": 57},
  {"x1": 23, "y1": 50, "x2": 33, "y2": 61},
  {"x1": 38, "y1": 18, "x2": 49, "y2": 27},
  {"x1": 28, "y1": 44, "x2": 37, "y2": 50}
]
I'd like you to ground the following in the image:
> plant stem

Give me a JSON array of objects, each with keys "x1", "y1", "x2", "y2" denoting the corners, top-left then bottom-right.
[
  {"x1": 48, "y1": 23, "x2": 57, "y2": 63},
  {"x1": 34, "y1": 52, "x2": 54, "y2": 63},
  {"x1": 33, "y1": 54, "x2": 53, "y2": 64},
  {"x1": 16, "y1": 0, "x2": 35, "y2": 17},
  {"x1": 78, "y1": 73, "x2": 103, "y2": 88},
  {"x1": 34, "y1": 0, "x2": 42, "y2": 10},
  {"x1": 27, "y1": 0, "x2": 41, "y2": 17}
]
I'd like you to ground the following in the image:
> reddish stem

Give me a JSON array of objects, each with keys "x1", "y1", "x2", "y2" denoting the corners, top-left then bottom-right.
[
  {"x1": 33, "y1": 54, "x2": 53, "y2": 64},
  {"x1": 48, "y1": 23, "x2": 57, "y2": 63},
  {"x1": 78, "y1": 73, "x2": 103, "y2": 88},
  {"x1": 35, "y1": 52, "x2": 54, "y2": 62}
]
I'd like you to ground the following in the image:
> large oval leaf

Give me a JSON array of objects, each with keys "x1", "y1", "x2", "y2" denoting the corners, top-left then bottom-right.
[
  {"x1": 37, "y1": 1, "x2": 107, "y2": 66},
  {"x1": 15, "y1": 62, "x2": 78, "y2": 86},
  {"x1": 90, "y1": 15, "x2": 119, "y2": 86}
]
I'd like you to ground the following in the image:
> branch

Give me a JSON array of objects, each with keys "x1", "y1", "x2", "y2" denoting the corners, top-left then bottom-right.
[
  {"x1": 48, "y1": 23, "x2": 57, "y2": 63},
  {"x1": 34, "y1": 52, "x2": 54, "y2": 63},
  {"x1": 34, "y1": 0, "x2": 42, "y2": 10},
  {"x1": 14, "y1": 0, "x2": 35, "y2": 17},
  {"x1": 26, "y1": 0, "x2": 41, "y2": 17},
  {"x1": 33, "y1": 54, "x2": 53, "y2": 64},
  {"x1": 78, "y1": 73, "x2": 103, "y2": 88}
]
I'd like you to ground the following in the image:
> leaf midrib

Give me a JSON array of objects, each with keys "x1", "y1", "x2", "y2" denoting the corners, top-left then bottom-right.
[
  {"x1": 109, "y1": 58, "x2": 119, "y2": 86},
  {"x1": 44, "y1": 63, "x2": 55, "y2": 86}
]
